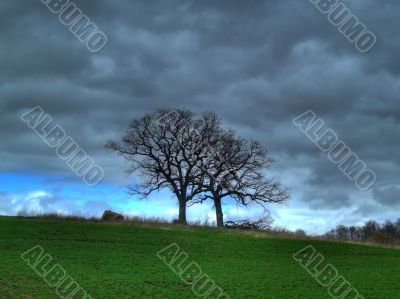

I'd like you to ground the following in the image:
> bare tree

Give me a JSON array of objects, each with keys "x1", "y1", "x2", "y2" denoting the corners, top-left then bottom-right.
[
  {"x1": 106, "y1": 109, "x2": 288, "y2": 227},
  {"x1": 105, "y1": 109, "x2": 218, "y2": 224},
  {"x1": 192, "y1": 129, "x2": 289, "y2": 227}
]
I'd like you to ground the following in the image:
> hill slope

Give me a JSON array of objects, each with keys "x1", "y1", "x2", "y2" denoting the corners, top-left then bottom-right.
[{"x1": 0, "y1": 216, "x2": 399, "y2": 298}]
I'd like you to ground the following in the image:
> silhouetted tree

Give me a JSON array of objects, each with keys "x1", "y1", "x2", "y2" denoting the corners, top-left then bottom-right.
[
  {"x1": 323, "y1": 219, "x2": 400, "y2": 244},
  {"x1": 348, "y1": 226, "x2": 358, "y2": 240},
  {"x1": 363, "y1": 220, "x2": 379, "y2": 239},
  {"x1": 382, "y1": 220, "x2": 396, "y2": 237},
  {"x1": 192, "y1": 128, "x2": 289, "y2": 227},
  {"x1": 395, "y1": 218, "x2": 400, "y2": 238},
  {"x1": 335, "y1": 225, "x2": 349, "y2": 240},
  {"x1": 105, "y1": 109, "x2": 218, "y2": 224},
  {"x1": 107, "y1": 109, "x2": 288, "y2": 227}
]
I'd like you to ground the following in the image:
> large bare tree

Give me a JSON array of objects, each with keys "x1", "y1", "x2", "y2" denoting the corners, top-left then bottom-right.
[{"x1": 105, "y1": 109, "x2": 219, "y2": 224}]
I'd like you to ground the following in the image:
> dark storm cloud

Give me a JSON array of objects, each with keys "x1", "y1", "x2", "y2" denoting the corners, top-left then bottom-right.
[
  {"x1": 304, "y1": 188, "x2": 351, "y2": 209},
  {"x1": 1, "y1": 0, "x2": 400, "y2": 221},
  {"x1": 372, "y1": 185, "x2": 400, "y2": 206}
]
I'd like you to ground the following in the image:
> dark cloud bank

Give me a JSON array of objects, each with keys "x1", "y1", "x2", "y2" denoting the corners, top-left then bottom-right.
[{"x1": 1, "y1": 0, "x2": 399, "y2": 231}]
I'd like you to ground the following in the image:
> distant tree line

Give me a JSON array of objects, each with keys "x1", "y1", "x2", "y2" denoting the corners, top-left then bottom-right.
[
  {"x1": 324, "y1": 219, "x2": 400, "y2": 244},
  {"x1": 106, "y1": 109, "x2": 289, "y2": 227}
]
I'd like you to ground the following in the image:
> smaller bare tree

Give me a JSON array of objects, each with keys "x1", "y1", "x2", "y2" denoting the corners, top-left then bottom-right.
[{"x1": 192, "y1": 130, "x2": 289, "y2": 227}]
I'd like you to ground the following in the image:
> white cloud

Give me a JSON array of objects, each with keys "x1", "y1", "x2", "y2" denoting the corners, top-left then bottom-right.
[{"x1": 166, "y1": 208, "x2": 178, "y2": 215}]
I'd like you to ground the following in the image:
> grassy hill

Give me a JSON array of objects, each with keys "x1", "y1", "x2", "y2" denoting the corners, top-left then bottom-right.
[{"x1": 1, "y1": 216, "x2": 400, "y2": 298}]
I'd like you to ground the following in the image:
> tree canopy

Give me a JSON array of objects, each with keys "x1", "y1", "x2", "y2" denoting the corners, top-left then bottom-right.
[{"x1": 106, "y1": 109, "x2": 289, "y2": 226}]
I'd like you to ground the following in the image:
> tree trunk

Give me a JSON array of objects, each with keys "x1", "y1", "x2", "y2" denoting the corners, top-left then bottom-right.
[
  {"x1": 178, "y1": 199, "x2": 187, "y2": 225},
  {"x1": 213, "y1": 197, "x2": 224, "y2": 227}
]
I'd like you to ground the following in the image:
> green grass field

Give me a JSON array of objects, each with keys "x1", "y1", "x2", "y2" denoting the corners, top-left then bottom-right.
[{"x1": 1, "y1": 216, "x2": 400, "y2": 298}]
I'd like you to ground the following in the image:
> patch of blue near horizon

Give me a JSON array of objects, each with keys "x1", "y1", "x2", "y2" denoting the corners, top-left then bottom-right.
[
  {"x1": 0, "y1": 172, "x2": 237, "y2": 220},
  {"x1": 0, "y1": 172, "x2": 187, "y2": 216},
  {"x1": 0, "y1": 171, "x2": 131, "y2": 207},
  {"x1": 0, "y1": 172, "x2": 49, "y2": 193}
]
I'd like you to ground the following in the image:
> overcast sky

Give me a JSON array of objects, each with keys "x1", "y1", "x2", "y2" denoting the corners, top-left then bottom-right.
[{"x1": 1, "y1": 0, "x2": 399, "y2": 233}]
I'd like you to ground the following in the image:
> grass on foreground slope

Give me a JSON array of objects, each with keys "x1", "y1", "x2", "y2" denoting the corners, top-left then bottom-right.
[{"x1": 1, "y1": 216, "x2": 400, "y2": 298}]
